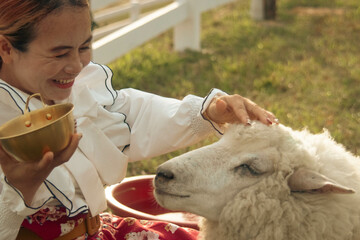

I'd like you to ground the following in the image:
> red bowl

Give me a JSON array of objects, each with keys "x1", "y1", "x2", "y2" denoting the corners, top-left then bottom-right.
[{"x1": 105, "y1": 175, "x2": 200, "y2": 230}]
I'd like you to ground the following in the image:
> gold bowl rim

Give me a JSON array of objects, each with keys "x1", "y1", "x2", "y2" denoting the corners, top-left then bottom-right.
[{"x1": 0, "y1": 95, "x2": 74, "y2": 140}]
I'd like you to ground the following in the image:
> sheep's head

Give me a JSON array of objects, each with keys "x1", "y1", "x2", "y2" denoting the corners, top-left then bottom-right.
[{"x1": 153, "y1": 122, "x2": 356, "y2": 223}]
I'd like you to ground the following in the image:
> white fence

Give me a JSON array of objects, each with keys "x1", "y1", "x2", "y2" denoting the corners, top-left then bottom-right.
[
  {"x1": 92, "y1": 0, "x2": 173, "y2": 41},
  {"x1": 91, "y1": 0, "x2": 236, "y2": 64}
]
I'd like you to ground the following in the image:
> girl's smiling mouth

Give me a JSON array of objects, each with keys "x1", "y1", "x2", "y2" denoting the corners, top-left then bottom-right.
[{"x1": 52, "y1": 79, "x2": 75, "y2": 89}]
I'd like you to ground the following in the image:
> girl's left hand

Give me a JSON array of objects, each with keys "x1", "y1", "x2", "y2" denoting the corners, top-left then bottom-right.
[
  {"x1": 205, "y1": 94, "x2": 278, "y2": 126},
  {"x1": 0, "y1": 133, "x2": 82, "y2": 205}
]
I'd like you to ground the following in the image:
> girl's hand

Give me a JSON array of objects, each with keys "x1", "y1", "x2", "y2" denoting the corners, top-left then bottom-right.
[
  {"x1": 0, "y1": 133, "x2": 82, "y2": 205},
  {"x1": 205, "y1": 94, "x2": 278, "y2": 125}
]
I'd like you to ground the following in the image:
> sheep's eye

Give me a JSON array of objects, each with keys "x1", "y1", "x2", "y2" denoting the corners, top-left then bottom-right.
[{"x1": 235, "y1": 164, "x2": 261, "y2": 176}]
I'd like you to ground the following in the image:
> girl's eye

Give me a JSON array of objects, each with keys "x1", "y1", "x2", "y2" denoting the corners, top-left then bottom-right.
[
  {"x1": 80, "y1": 46, "x2": 90, "y2": 52},
  {"x1": 55, "y1": 52, "x2": 68, "y2": 58},
  {"x1": 54, "y1": 46, "x2": 89, "y2": 58}
]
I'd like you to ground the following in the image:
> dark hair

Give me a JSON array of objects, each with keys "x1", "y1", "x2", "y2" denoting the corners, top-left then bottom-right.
[{"x1": 0, "y1": 0, "x2": 89, "y2": 68}]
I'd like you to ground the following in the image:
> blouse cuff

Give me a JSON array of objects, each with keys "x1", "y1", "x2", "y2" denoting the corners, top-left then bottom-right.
[
  {"x1": 0, "y1": 175, "x2": 52, "y2": 217},
  {"x1": 200, "y1": 88, "x2": 228, "y2": 135}
]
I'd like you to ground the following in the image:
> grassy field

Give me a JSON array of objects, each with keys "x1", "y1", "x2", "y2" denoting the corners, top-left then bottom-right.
[{"x1": 108, "y1": 0, "x2": 360, "y2": 176}]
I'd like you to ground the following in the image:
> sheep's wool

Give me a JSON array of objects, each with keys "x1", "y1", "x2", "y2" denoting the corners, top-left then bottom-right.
[{"x1": 199, "y1": 123, "x2": 360, "y2": 240}]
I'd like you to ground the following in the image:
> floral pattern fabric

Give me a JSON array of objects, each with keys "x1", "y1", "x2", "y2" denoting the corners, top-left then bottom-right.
[
  {"x1": 22, "y1": 206, "x2": 87, "y2": 240},
  {"x1": 22, "y1": 206, "x2": 199, "y2": 240}
]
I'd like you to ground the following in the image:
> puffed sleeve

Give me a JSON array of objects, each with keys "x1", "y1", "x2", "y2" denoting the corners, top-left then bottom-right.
[
  {"x1": 71, "y1": 62, "x2": 228, "y2": 162},
  {"x1": 107, "y1": 88, "x2": 227, "y2": 161}
]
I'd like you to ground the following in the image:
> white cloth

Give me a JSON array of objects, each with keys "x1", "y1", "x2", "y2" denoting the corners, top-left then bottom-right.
[
  {"x1": 0, "y1": 62, "x2": 226, "y2": 237},
  {"x1": 0, "y1": 197, "x2": 23, "y2": 240}
]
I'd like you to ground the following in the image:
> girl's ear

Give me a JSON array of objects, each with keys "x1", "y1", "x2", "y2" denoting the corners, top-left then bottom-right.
[{"x1": 0, "y1": 35, "x2": 14, "y2": 64}]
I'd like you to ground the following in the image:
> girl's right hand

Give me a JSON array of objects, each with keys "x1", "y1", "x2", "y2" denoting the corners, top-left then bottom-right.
[{"x1": 0, "y1": 133, "x2": 82, "y2": 205}]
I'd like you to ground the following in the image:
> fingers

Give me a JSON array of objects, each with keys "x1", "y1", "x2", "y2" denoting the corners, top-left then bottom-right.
[
  {"x1": 1, "y1": 133, "x2": 82, "y2": 175},
  {"x1": 37, "y1": 151, "x2": 54, "y2": 171},
  {"x1": 265, "y1": 110, "x2": 278, "y2": 124},
  {"x1": 214, "y1": 95, "x2": 279, "y2": 126},
  {"x1": 37, "y1": 133, "x2": 81, "y2": 170},
  {"x1": 215, "y1": 98, "x2": 228, "y2": 114},
  {"x1": 244, "y1": 100, "x2": 278, "y2": 125},
  {"x1": 207, "y1": 94, "x2": 278, "y2": 126},
  {"x1": 232, "y1": 101, "x2": 250, "y2": 125},
  {"x1": 219, "y1": 95, "x2": 251, "y2": 125},
  {"x1": 54, "y1": 133, "x2": 82, "y2": 166},
  {"x1": 205, "y1": 98, "x2": 227, "y2": 124}
]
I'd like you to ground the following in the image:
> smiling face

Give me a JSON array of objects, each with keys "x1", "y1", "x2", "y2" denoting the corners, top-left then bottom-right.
[
  {"x1": 0, "y1": 6, "x2": 92, "y2": 104},
  {"x1": 153, "y1": 129, "x2": 278, "y2": 221}
]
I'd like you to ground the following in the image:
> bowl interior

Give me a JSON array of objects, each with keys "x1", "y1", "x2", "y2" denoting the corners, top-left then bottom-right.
[{"x1": 105, "y1": 175, "x2": 200, "y2": 230}]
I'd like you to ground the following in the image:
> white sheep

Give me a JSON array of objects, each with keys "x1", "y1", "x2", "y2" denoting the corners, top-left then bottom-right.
[{"x1": 153, "y1": 122, "x2": 360, "y2": 240}]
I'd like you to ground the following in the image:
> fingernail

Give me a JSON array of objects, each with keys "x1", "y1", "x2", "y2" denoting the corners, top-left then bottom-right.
[
  {"x1": 274, "y1": 118, "x2": 279, "y2": 124},
  {"x1": 246, "y1": 119, "x2": 252, "y2": 126},
  {"x1": 266, "y1": 118, "x2": 273, "y2": 125},
  {"x1": 78, "y1": 133, "x2": 83, "y2": 140}
]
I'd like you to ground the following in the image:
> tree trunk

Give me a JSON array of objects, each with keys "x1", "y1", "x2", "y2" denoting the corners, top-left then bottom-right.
[
  {"x1": 250, "y1": 0, "x2": 276, "y2": 20},
  {"x1": 264, "y1": 0, "x2": 276, "y2": 20}
]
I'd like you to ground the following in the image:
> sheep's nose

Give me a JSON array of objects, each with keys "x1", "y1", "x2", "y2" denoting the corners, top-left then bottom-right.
[{"x1": 155, "y1": 168, "x2": 174, "y2": 181}]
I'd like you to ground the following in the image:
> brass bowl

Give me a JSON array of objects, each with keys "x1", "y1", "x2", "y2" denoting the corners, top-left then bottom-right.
[{"x1": 0, "y1": 93, "x2": 74, "y2": 162}]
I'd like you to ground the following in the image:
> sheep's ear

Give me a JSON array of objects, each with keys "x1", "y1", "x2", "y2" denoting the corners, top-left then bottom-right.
[{"x1": 288, "y1": 168, "x2": 355, "y2": 194}]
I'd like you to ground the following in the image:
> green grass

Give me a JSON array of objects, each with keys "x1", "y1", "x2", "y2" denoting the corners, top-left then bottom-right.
[{"x1": 108, "y1": 0, "x2": 360, "y2": 176}]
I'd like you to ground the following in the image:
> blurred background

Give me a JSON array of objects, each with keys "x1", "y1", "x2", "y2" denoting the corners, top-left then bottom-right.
[{"x1": 93, "y1": 0, "x2": 359, "y2": 176}]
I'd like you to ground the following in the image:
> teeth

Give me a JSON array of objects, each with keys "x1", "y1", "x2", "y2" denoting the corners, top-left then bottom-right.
[{"x1": 55, "y1": 79, "x2": 73, "y2": 84}]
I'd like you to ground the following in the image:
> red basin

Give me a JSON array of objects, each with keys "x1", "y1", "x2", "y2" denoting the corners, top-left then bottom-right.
[{"x1": 105, "y1": 175, "x2": 200, "y2": 230}]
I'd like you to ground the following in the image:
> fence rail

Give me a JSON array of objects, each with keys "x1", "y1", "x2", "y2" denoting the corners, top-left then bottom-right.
[
  {"x1": 91, "y1": 0, "x2": 235, "y2": 64},
  {"x1": 91, "y1": 0, "x2": 122, "y2": 12},
  {"x1": 92, "y1": 0, "x2": 172, "y2": 41}
]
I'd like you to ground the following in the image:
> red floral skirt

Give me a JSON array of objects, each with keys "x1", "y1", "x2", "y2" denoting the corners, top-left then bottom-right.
[{"x1": 21, "y1": 206, "x2": 199, "y2": 240}]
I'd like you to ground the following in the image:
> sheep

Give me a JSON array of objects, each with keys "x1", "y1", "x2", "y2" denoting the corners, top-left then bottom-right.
[{"x1": 153, "y1": 122, "x2": 360, "y2": 240}]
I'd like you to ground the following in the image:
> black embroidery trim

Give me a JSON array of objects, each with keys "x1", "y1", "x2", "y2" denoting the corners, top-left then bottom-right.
[
  {"x1": 0, "y1": 83, "x2": 29, "y2": 114},
  {"x1": 201, "y1": 88, "x2": 224, "y2": 135}
]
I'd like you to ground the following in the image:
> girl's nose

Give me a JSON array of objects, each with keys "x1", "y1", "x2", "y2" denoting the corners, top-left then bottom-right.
[{"x1": 64, "y1": 54, "x2": 83, "y2": 75}]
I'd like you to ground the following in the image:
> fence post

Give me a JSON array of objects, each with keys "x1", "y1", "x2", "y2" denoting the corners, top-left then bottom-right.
[
  {"x1": 173, "y1": 0, "x2": 201, "y2": 51},
  {"x1": 130, "y1": 0, "x2": 141, "y2": 22}
]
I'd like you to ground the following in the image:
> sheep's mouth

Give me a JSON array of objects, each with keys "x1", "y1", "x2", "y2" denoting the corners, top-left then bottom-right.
[{"x1": 155, "y1": 189, "x2": 190, "y2": 198}]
